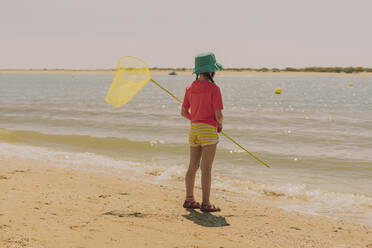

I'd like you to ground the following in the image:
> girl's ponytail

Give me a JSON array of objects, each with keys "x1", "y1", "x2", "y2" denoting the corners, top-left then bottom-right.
[
  {"x1": 207, "y1": 72, "x2": 215, "y2": 84},
  {"x1": 195, "y1": 72, "x2": 215, "y2": 84}
]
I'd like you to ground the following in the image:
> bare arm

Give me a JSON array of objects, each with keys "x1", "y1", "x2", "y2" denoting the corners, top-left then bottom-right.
[
  {"x1": 215, "y1": 109, "x2": 223, "y2": 124},
  {"x1": 215, "y1": 109, "x2": 223, "y2": 132},
  {"x1": 181, "y1": 107, "x2": 191, "y2": 120}
]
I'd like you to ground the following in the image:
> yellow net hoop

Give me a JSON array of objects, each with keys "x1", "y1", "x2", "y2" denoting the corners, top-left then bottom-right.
[{"x1": 105, "y1": 56, "x2": 151, "y2": 108}]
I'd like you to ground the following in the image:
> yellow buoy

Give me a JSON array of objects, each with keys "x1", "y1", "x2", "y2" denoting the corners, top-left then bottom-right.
[
  {"x1": 275, "y1": 88, "x2": 282, "y2": 94},
  {"x1": 348, "y1": 82, "x2": 353, "y2": 87}
]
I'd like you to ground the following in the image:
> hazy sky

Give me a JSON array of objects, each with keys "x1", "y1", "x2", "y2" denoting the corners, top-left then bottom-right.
[{"x1": 1, "y1": 0, "x2": 372, "y2": 69}]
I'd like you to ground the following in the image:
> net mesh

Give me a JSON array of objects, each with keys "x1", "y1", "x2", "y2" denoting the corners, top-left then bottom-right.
[{"x1": 105, "y1": 56, "x2": 151, "y2": 108}]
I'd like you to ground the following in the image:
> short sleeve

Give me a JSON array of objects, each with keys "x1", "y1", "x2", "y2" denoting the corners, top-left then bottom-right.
[
  {"x1": 212, "y1": 86, "x2": 223, "y2": 110},
  {"x1": 182, "y1": 88, "x2": 190, "y2": 110}
]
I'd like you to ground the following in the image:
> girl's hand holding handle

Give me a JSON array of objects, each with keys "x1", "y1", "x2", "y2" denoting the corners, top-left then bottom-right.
[{"x1": 217, "y1": 123, "x2": 223, "y2": 133}]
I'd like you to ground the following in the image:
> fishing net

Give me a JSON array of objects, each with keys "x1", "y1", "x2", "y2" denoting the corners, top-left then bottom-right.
[{"x1": 105, "y1": 56, "x2": 151, "y2": 108}]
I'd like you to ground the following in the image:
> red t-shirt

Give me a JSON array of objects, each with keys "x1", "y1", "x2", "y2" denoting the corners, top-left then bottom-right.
[{"x1": 182, "y1": 80, "x2": 223, "y2": 128}]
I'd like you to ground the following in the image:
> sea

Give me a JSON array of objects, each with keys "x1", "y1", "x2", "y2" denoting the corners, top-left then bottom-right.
[{"x1": 0, "y1": 73, "x2": 371, "y2": 226}]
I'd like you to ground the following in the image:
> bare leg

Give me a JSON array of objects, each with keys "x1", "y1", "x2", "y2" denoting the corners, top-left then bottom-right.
[
  {"x1": 200, "y1": 144, "x2": 217, "y2": 205},
  {"x1": 185, "y1": 146, "x2": 202, "y2": 201}
]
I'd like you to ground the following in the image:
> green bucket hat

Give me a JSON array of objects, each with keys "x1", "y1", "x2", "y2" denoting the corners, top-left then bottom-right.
[{"x1": 192, "y1": 52, "x2": 223, "y2": 74}]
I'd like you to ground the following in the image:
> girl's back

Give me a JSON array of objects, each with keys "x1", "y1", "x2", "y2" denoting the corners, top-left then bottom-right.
[{"x1": 183, "y1": 80, "x2": 223, "y2": 128}]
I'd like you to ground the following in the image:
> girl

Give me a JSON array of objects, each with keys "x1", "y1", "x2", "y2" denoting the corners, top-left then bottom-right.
[{"x1": 181, "y1": 52, "x2": 223, "y2": 212}]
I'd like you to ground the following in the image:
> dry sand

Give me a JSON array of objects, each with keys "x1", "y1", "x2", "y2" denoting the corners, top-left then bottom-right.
[
  {"x1": 0, "y1": 158, "x2": 371, "y2": 248},
  {"x1": 1, "y1": 69, "x2": 372, "y2": 77}
]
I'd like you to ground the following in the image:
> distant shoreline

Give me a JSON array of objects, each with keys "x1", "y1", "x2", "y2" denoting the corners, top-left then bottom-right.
[{"x1": 1, "y1": 69, "x2": 372, "y2": 77}]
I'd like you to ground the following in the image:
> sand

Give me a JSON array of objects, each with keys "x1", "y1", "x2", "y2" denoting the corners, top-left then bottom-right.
[
  {"x1": 1, "y1": 69, "x2": 372, "y2": 77},
  {"x1": 0, "y1": 157, "x2": 371, "y2": 248}
]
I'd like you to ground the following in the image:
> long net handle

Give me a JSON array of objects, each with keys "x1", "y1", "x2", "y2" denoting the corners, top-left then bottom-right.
[
  {"x1": 151, "y1": 79, "x2": 183, "y2": 103},
  {"x1": 150, "y1": 78, "x2": 270, "y2": 168},
  {"x1": 220, "y1": 131, "x2": 270, "y2": 168}
]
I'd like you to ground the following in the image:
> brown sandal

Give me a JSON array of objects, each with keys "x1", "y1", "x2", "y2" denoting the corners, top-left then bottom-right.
[
  {"x1": 200, "y1": 203, "x2": 221, "y2": 212},
  {"x1": 183, "y1": 200, "x2": 201, "y2": 209}
]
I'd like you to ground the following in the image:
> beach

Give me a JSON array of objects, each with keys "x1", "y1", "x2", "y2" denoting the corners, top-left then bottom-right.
[{"x1": 1, "y1": 157, "x2": 371, "y2": 248}]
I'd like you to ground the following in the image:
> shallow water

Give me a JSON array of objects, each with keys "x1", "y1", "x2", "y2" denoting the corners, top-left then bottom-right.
[{"x1": 0, "y1": 73, "x2": 371, "y2": 225}]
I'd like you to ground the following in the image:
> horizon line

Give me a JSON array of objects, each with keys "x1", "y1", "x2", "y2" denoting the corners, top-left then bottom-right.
[
  {"x1": 1, "y1": 66, "x2": 372, "y2": 74},
  {"x1": 1, "y1": 66, "x2": 372, "y2": 70}
]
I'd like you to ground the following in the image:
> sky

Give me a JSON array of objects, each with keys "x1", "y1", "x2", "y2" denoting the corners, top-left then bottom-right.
[{"x1": 1, "y1": 0, "x2": 372, "y2": 69}]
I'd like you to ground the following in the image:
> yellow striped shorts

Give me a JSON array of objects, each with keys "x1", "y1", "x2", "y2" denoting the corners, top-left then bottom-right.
[{"x1": 189, "y1": 123, "x2": 219, "y2": 147}]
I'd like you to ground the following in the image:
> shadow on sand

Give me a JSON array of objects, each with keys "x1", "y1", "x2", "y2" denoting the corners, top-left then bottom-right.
[{"x1": 182, "y1": 209, "x2": 230, "y2": 227}]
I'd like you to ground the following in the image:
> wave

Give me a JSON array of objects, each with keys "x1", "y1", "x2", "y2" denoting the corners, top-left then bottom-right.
[
  {"x1": 0, "y1": 105, "x2": 179, "y2": 119},
  {"x1": 0, "y1": 128, "x2": 184, "y2": 155},
  {"x1": 1, "y1": 127, "x2": 371, "y2": 165},
  {"x1": 0, "y1": 112, "x2": 187, "y2": 131},
  {"x1": 217, "y1": 177, "x2": 372, "y2": 208},
  {"x1": 213, "y1": 177, "x2": 372, "y2": 226}
]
